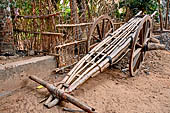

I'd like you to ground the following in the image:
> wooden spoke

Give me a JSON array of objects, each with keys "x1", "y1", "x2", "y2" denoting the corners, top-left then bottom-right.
[
  {"x1": 105, "y1": 20, "x2": 109, "y2": 32},
  {"x1": 145, "y1": 21, "x2": 150, "y2": 38},
  {"x1": 136, "y1": 42, "x2": 142, "y2": 48},
  {"x1": 144, "y1": 38, "x2": 150, "y2": 46},
  {"x1": 96, "y1": 24, "x2": 102, "y2": 40},
  {"x1": 133, "y1": 48, "x2": 142, "y2": 58},
  {"x1": 102, "y1": 19, "x2": 105, "y2": 38},
  {"x1": 141, "y1": 28, "x2": 144, "y2": 44},
  {"x1": 133, "y1": 51, "x2": 141, "y2": 68},
  {"x1": 143, "y1": 21, "x2": 151, "y2": 44},
  {"x1": 92, "y1": 35, "x2": 102, "y2": 42},
  {"x1": 133, "y1": 53, "x2": 143, "y2": 72}
]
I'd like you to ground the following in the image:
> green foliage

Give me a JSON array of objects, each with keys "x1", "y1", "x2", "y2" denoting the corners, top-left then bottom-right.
[
  {"x1": 115, "y1": 0, "x2": 158, "y2": 19},
  {"x1": 16, "y1": 0, "x2": 32, "y2": 15},
  {"x1": 59, "y1": 1, "x2": 71, "y2": 22},
  {"x1": 0, "y1": 0, "x2": 16, "y2": 9},
  {"x1": 114, "y1": 4, "x2": 125, "y2": 19},
  {"x1": 124, "y1": 0, "x2": 157, "y2": 14}
]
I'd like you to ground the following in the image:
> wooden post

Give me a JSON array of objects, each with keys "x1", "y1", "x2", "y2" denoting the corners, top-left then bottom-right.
[
  {"x1": 165, "y1": 0, "x2": 170, "y2": 29},
  {"x1": 158, "y1": 0, "x2": 163, "y2": 31}
]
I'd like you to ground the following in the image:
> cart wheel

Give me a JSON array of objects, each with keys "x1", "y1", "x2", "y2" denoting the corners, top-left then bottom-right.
[
  {"x1": 129, "y1": 15, "x2": 152, "y2": 76},
  {"x1": 87, "y1": 15, "x2": 114, "y2": 53}
]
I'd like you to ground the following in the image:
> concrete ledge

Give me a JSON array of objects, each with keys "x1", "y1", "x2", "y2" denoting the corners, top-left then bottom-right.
[{"x1": 0, "y1": 56, "x2": 56, "y2": 81}]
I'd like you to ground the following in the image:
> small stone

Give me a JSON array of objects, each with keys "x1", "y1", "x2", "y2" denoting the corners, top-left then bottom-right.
[
  {"x1": 0, "y1": 56, "x2": 7, "y2": 60},
  {"x1": 9, "y1": 55, "x2": 18, "y2": 59},
  {"x1": 115, "y1": 82, "x2": 119, "y2": 85},
  {"x1": 122, "y1": 68, "x2": 128, "y2": 73},
  {"x1": 144, "y1": 69, "x2": 150, "y2": 75},
  {"x1": 28, "y1": 50, "x2": 35, "y2": 56},
  {"x1": 145, "y1": 71, "x2": 150, "y2": 75}
]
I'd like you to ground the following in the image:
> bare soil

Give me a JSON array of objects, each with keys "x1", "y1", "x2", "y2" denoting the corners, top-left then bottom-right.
[{"x1": 0, "y1": 50, "x2": 170, "y2": 113}]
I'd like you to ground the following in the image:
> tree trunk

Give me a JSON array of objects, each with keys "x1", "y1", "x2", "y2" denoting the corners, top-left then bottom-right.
[
  {"x1": 77, "y1": 0, "x2": 87, "y2": 23},
  {"x1": 165, "y1": 0, "x2": 169, "y2": 29},
  {"x1": 85, "y1": 0, "x2": 92, "y2": 21},
  {"x1": 157, "y1": 0, "x2": 163, "y2": 31},
  {"x1": 70, "y1": 0, "x2": 82, "y2": 40},
  {"x1": 70, "y1": 0, "x2": 80, "y2": 24}
]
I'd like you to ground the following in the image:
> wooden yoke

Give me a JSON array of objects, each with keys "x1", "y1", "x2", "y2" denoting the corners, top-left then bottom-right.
[{"x1": 29, "y1": 75, "x2": 96, "y2": 113}]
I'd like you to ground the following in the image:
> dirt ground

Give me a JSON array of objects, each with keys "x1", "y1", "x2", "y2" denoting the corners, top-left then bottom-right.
[{"x1": 0, "y1": 50, "x2": 170, "y2": 113}]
